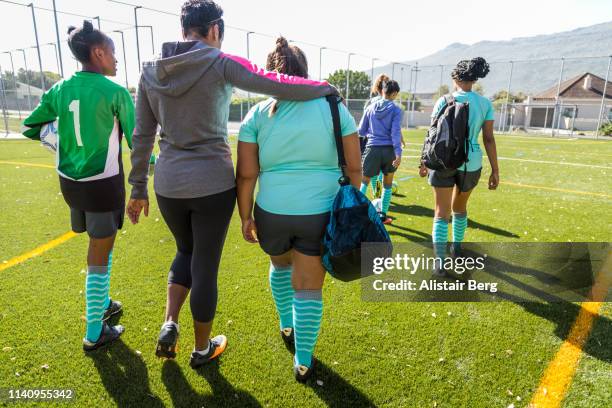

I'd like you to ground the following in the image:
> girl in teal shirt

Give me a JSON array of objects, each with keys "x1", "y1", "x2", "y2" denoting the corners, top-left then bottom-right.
[
  {"x1": 420, "y1": 57, "x2": 500, "y2": 275},
  {"x1": 237, "y1": 37, "x2": 362, "y2": 382}
]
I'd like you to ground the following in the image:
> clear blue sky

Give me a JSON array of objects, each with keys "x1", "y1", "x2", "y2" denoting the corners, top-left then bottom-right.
[{"x1": 0, "y1": 0, "x2": 610, "y2": 87}]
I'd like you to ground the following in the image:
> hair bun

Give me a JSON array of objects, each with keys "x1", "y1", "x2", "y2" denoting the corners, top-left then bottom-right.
[
  {"x1": 82, "y1": 20, "x2": 94, "y2": 33},
  {"x1": 470, "y1": 57, "x2": 490, "y2": 79},
  {"x1": 67, "y1": 25, "x2": 77, "y2": 35},
  {"x1": 275, "y1": 36, "x2": 289, "y2": 50}
]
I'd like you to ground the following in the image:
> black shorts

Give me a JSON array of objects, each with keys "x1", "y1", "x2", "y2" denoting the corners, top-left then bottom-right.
[
  {"x1": 428, "y1": 168, "x2": 482, "y2": 192},
  {"x1": 254, "y1": 204, "x2": 330, "y2": 257},
  {"x1": 362, "y1": 146, "x2": 397, "y2": 178},
  {"x1": 70, "y1": 208, "x2": 124, "y2": 239}
]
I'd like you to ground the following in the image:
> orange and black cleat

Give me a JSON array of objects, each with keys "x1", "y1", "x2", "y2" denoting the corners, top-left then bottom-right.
[{"x1": 189, "y1": 334, "x2": 228, "y2": 369}]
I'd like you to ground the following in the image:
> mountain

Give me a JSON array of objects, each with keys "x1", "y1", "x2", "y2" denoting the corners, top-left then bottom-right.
[{"x1": 372, "y1": 22, "x2": 612, "y2": 97}]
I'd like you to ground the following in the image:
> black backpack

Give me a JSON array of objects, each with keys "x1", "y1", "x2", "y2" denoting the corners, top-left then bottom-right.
[{"x1": 421, "y1": 95, "x2": 470, "y2": 171}]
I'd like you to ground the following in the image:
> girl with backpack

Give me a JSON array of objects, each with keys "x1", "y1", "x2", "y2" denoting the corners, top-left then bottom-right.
[
  {"x1": 419, "y1": 57, "x2": 500, "y2": 275},
  {"x1": 236, "y1": 37, "x2": 362, "y2": 382},
  {"x1": 358, "y1": 80, "x2": 404, "y2": 225}
]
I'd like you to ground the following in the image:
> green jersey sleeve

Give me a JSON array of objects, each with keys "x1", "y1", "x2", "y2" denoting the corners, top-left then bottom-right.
[
  {"x1": 22, "y1": 86, "x2": 58, "y2": 140},
  {"x1": 114, "y1": 88, "x2": 135, "y2": 149}
]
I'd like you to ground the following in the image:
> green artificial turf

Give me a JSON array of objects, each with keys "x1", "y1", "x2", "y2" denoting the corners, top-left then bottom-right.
[{"x1": 0, "y1": 131, "x2": 610, "y2": 407}]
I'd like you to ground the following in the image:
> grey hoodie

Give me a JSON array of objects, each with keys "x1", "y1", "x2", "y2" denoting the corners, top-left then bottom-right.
[{"x1": 129, "y1": 41, "x2": 338, "y2": 200}]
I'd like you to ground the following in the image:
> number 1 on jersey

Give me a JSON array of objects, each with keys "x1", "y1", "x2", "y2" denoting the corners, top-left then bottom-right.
[{"x1": 68, "y1": 100, "x2": 83, "y2": 147}]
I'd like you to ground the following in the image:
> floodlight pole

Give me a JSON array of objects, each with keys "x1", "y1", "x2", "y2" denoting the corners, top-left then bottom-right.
[
  {"x1": 0, "y1": 65, "x2": 9, "y2": 135},
  {"x1": 595, "y1": 55, "x2": 611, "y2": 139},
  {"x1": 51, "y1": 0, "x2": 64, "y2": 77},
  {"x1": 141, "y1": 25, "x2": 155, "y2": 54},
  {"x1": 346, "y1": 53, "x2": 353, "y2": 101},
  {"x1": 29, "y1": 3, "x2": 46, "y2": 90},
  {"x1": 134, "y1": 6, "x2": 142, "y2": 70},
  {"x1": 502, "y1": 61, "x2": 514, "y2": 133},
  {"x1": 2, "y1": 51, "x2": 21, "y2": 119},
  {"x1": 552, "y1": 58, "x2": 565, "y2": 137},
  {"x1": 319, "y1": 47, "x2": 326, "y2": 81},
  {"x1": 246, "y1": 31, "x2": 254, "y2": 110},
  {"x1": 17, "y1": 49, "x2": 32, "y2": 110},
  {"x1": 370, "y1": 57, "x2": 377, "y2": 94},
  {"x1": 113, "y1": 30, "x2": 129, "y2": 88}
]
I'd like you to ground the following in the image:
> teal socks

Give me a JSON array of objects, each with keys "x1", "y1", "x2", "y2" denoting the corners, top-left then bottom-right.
[
  {"x1": 269, "y1": 264, "x2": 294, "y2": 330},
  {"x1": 103, "y1": 250, "x2": 113, "y2": 310},
  {"x1": 382, "y1": 184, "x2": 393, "y2": 214},
  {"x1": 85, "y1": 265, "x2": 110, "y2": 342},
  {"x1": 432, "y1": 217, "x2": 449, "y2": 259},
  {"x1": 293, "y1": 289, "x2": 323, "y2": 368},
  {"x1": 452, "y1": 212, "x2": 468, "y2": 248}
]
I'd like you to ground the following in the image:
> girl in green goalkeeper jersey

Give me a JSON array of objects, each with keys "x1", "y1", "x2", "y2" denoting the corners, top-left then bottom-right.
[{"x1": 22, "y1": 21, "x2": 134, "y2": 351}]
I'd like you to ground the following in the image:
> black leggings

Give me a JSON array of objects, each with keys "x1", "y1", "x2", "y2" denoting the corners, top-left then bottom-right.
[{"x1": 156, "y1": 188, "x2": 236, "y2": 323}]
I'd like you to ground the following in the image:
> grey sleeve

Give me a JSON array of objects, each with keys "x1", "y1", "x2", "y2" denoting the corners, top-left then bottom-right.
[
  {"x1": 220, "y1": 53, "x2": 339, "y2": 101},
  {"x1": 128, "y1": 77, "x2": 158, "y2": 200}
]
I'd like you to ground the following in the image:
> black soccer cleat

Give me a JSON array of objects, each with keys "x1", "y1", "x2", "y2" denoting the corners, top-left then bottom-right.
[
  {"x1": 83, "y1": 323, "x2": 124, "y2": 352},
  {"x1": 189, "y1": 335, "x2": 228, "y2": 369},
  {"x1": 103, "y1": 298, "x2": 123, "y2": 321},
  {"x1": 294, "y1": 357, "x2": 317, "y2": 383},
  {"x1": 281, "y1": 328, "x2": 295, "y2": 353},
  {"x1": 450, "y1": 243, "x2": 463, "y2": 259},
  {"x1": 156, "y1": 322, "x2": 179, "y2": 359}
]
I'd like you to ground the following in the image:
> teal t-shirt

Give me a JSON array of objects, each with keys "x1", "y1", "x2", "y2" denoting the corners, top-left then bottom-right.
[
  {"x1": 239, "y1": 97, "x2": 358, "y2": 215},
  {"x1": 431, "y1": 91, "x2": 494, "y2": 172}
]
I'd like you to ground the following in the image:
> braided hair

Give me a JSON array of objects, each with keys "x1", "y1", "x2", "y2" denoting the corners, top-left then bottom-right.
[
  {"x1": 67, "y1": 20, "x2": 111, "y2": 64},
  {"x1": 451, "y1": 57, "x2": 490, "y2": 82}
]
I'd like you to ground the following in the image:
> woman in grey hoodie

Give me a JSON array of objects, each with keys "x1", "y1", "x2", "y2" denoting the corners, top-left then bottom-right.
[{"x1": 126, "y1": 0, "x2": 338, "y2": 369}]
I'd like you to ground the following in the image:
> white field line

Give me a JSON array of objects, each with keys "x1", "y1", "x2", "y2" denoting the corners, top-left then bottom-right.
[{"x1": 401, "y1": 153, "x2": 612, "y2": 169}]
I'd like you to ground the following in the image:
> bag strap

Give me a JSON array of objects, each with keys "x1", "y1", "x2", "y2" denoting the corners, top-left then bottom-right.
[{"x1": 325, "y1": 95, "x2": 349, "y2": 184}]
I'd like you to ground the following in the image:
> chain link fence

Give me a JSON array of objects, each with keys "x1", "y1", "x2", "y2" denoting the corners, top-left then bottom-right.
[{"x1": 1, "y1": 1, "x2": 610, "y2": 139}]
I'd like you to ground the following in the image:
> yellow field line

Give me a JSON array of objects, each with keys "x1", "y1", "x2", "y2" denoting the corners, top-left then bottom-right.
[
  {"x1": 529, "y1": 251, "x2": 611, "y2": 408},
  {"x1": 0, "y1": 232, "x2": 77, "y2": 272},
  {"x1": 0, "y1": 160, "x2": 55, "y2": 169}
]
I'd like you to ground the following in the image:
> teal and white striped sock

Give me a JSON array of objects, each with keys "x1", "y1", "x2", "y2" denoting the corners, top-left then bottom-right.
[
  {"x1": 85, "y1": 265, "x2": 110, "y2": 342},
  {"x1": 432, "y1": 217, "x2": 449, "y2": 259},
  {"x1": 452, "y1": 212, "x2": 468, "y2": 248},
  {"x1": 360, "y1": 183, "x2": 368, "y2": 195},
  {"x1": 382, "y1": 185, "x2": 393, "y2": 214},
  {"x1": 269, "y1": 264, "x2": 294, "y2": 330},
  {"x1": 103, "y1": 251, "x2": 113, "y2": 310},
  {"x1": 293, "y1": 290, "x2": 323, "y2": 368}
]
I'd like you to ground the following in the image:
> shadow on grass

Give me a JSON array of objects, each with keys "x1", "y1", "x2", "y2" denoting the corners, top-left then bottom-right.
[
  {"x1": 87, "y1": 340, "x2": 164, "y2": 407},
  {"x1": 469, "y1": 246, "x2": 611, "y2": 364},
  {"x1": 162, "y1": 359, "x2": 261, "y2": 407},
  {"x1": 305, "y1": 360, "x2": 377, "y2": 408},
  {"x1": 389, "y1": 203, "x2": 520, "y2": 239}
]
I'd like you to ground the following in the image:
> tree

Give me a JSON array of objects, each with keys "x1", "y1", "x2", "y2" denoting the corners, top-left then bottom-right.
[
  {"x1": 326, "y1": 69, "x2": 371, "y2": 100},
  {"x1": 492, "y1": 90, "x2": 527, "y2": 111},
  {"x1": 473, "y1": 83, "x2": 484, "y2": 96},
  {"x1": 433, "y1": 85, "x2": 450, "y2": 101},
  {"x1": 4, "y1": 69, "x2": 62, "y2": 90},
  {"x1": 398, "y1": 92, "x2": 421, "y2": 111}
]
